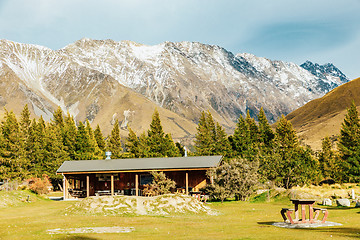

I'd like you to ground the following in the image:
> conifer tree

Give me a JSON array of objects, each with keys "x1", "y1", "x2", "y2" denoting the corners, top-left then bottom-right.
[
  {"x1": 338, "y1": 101, "x2": 360, "y2": 182},
  {"x1": 138, "y1": 131, "x2": 150, "y2": 158},
  {"x1": 27, "y1": 118, "x2": 46, "y2": 176},
  {"x1": 0, "y1": 110, "x2": 27, "y2": 179},
  {"x1": 85, "y1": 120, "x2": 103, "y2": 159},
  {"x1": 319, "y1": 136, "x2": 339, "y2": 181},
  {"x1": 74, "y1": 121, "x2": 92, "y2": 160},
  {"x1": 107, "y1": 120, "x2": 123, "y2": 159},
  {"x1": 230, "y1": 113, "x2": 259, "y2": 160},
  {"x1": 63, "y1": 113, "x2": 77, "y2": 160},
  {"x1": 194, "y1": 111, "x2": 213, "y2": 156},
  {"x1": 125, "y1": 127, "x2": 139, "y2": 158},
  {"x1": 147, "y1": 109, "x2": 179, "y2": 157},
  {"x1": 52, "y1": 106, "x2": 64, "y2": 128},
  {"x1": 214, "y1": 122, "x2": 232, "y2": 157},
  {"x1": 270, "y1": 115, "x2": 318, "y2": 188},
  {"x1": 257, "y1": 107, "x2": 275, "y2": 148},
  {"x1": 94, "y1": 124, "x2": 106, "y2": 153},
  {"x1": 43, "y1": 122, "x2": 69, "y2": 186}
]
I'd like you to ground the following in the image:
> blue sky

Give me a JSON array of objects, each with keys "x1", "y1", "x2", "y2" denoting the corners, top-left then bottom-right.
[{"x1": 0, "y1": 0, "x2": 359, "y2": 78}]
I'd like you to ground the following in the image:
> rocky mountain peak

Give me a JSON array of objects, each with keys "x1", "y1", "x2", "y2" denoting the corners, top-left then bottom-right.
[{"x1": 0, "y1": 39, "x2": 350, "y2": 139}]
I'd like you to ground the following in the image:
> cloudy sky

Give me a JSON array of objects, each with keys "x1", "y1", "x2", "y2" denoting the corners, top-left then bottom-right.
[{"x1": 0, "y1": 0, "x2": 359, "y2": 78}]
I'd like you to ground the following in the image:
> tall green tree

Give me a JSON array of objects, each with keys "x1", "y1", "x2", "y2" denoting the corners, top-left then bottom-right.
[
  {"x1": 63, "y1": 113, "x2": 77, "y2": 160},
  {"x1": 257, "y1": 107, "x2": 275, "y2": 148},
  {"x1": 319, "y1": 136, "x2": 340, "y2": 181},
  {"x1": 125, "y1": 127, "x2": 139, "y2": 158},
  {"x1": 52, "y1": 106, "x2": 64, "y2": 128},
  {"x1": 0, "y1": 110, "x2": 27, "y2": 179},
  {"x1": 338, "y1": 101, "x2": 360, "y2": 182},
  {"x1": 230, "y1": 111, "x2": 259, "y2": 161},
  {"x1": 74, "y1": 121, "x2": 92, "y2": 160},
  {"x1": 43, "y1": 122, "x2": 69, "y2": 186},
  {"x1": 94, "y1": 124, "x2": 106, "y2": 153},
  {"x1": 107, "y1": 120, "x2": 123, "y2": 159},
  {"x1": 147, "y1": 109, "x2": 179, "y2": 157},
  {"x1": 194, "y1": 111, "x2": 213, "y2": 156},
  {"x1": 85, "y1": 120, "x2": 103, "y2": 159},
  {"x1": 269, "y1": 115, "x2": 319, "y2": 188},
  {"x1": 195, "y1": 111, "x2": 231, "y2": 157}
]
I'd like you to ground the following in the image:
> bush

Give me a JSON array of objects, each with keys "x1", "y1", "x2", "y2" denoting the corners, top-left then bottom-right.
[
  {"x1": 148, "y1": 171, "x2": 176, "y2": 195},
  {"x1": 27, "y1": 175, "x2": 52, "y2": 195},
  {"x1": 205, "y1": 158, "x2": 259, "y2": 202}
]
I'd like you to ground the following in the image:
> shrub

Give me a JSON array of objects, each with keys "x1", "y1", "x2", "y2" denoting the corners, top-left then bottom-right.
[
  {"x1": 149, "y1": 171, "x2": 176, "y2": 195},
  {"x1": 205, "y1": 158, "x2": 259, "y2": 202},
  {"x1": 27, "y1": 175, "x2": 52, "y2": 195}
]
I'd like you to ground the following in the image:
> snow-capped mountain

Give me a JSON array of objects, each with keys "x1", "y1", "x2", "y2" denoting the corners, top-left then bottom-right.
[{"x1": 0, "y1": 38, "x2": 349, "y2": 138}]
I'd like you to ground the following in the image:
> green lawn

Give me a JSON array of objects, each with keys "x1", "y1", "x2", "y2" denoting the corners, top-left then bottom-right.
[{"x1": 0, "y1": 195, "x2": 360, "y2": 239}]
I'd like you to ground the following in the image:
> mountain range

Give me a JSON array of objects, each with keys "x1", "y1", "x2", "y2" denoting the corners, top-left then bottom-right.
[{"x1": 0, "y1": 38, "x2": 349, "y2": 143}]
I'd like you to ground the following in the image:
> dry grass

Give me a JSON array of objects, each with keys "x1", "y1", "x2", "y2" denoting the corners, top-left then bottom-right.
[
  {"x1": 287, "y1": 77, "x2": 360, "y2": 150},
  {"x1": 1, "y1": 190, "x2": 360, "y2": 239}
]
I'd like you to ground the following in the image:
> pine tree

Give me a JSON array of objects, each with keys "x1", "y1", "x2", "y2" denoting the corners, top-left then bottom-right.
[
  {"x1": 138, "y1": 131, "x2": 150, "y2": 158},
  {"x1": 147, "y1": 109, "x2": 179, "y2": 157},
  {"x1": 230, "y1": 113, "x2": 259, "y2": 160},
  {"x1": 270, "y1": 115, "x2": 319, "y2": 188},
  {"x1": 94, "y1": 124, "x2": 106, "y2": 153},
  {"x1": 319, "y1": 136, "x2": 339, "y2": 181},
  {"x1": 74, "y1": 121, "x2": 92, "y2": 160},
  {"x1": 257, "y1": 107, "x2": 275, "y2": 148},
  {"x1": 194, "y1": 111, "x2": 213, "y2": 156},
  {"x1": 0, "y1": 110, "x2": 27, "y2": 179},
  {"x1": 85, "y1": 120, "x2": 103, "y2": 159},
  {"x1": 107, "y1": 120, "x2": 123, "y2": 159},
  {"x1": 63, "y1": 113, "x2": 77, "y2": 160},
  {"x1": 214, "y1": 122, "x2": 232, "y2": 157},
  {"x1": 43, "y1": 122, "x2": 69, "y2": 186},
  {"x1": 125, "y1": 127, "x2": 139, "y2": 158},
  {"x1": 26, "y1": 118, "x2": 46, "y2": 176},
  {"x1": 338, "y1": 101, "x2": 360, "y2": 182},
  {"x1": 52, "y1": 106, "x2": 64, "y2": 128}
]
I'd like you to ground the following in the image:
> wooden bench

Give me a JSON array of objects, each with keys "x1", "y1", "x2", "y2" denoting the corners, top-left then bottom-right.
[
  {"x1": 281, "y1": 208, "x2": 295, "y2": 224},
  {"x1": 313, "y1": 208, "x2": 328, "y2": 223}
]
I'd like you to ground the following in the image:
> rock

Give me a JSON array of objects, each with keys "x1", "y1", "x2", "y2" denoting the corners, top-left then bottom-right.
[
  {"x1": 355, "y1": 201, "x2": 360, "y2": 208},
  {"x1": 336, "y1": 198, "x2": 351, "y2": 207},
  {"x1": 322, "y1": 198, "x2": 332, "y2": 206}
]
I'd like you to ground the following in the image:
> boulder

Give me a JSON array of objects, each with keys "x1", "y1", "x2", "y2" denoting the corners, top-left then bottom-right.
[
  {"x1": 336, "y1": 198, "x2": 351, "y2": 207},
  {"x1": 322, "y1": 198, "x2": 332, "y2": 206}
]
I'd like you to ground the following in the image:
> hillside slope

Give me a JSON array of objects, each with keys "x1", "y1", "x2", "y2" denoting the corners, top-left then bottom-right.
[{"x1": 286, "y1": 77, "x2": 360, "y2": 150}]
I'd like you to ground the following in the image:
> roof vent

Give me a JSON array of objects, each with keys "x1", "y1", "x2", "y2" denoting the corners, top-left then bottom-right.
[{"x1": 105, "y1": 151, "x2": 112, "y2": 160}]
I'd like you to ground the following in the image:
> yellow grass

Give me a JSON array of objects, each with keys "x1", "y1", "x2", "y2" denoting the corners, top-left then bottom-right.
[{"x1": 1, "y1": 192, "x2": 360, "y2": 239}]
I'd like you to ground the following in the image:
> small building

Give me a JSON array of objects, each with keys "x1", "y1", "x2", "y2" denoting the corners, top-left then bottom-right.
[{"x1": 56, "y1": 155, "x2": 222, "y2": 199}]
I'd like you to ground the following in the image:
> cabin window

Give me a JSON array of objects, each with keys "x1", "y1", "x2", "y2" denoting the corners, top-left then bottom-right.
[{"x1": 140, "y1": 174, "x2": 153, "y2": 185}]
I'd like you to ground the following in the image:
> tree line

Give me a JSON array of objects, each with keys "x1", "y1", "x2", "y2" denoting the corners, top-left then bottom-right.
[
  {"x1": 0, "y1": 106, "x2": 181, "y2": 187},
  {"x1": 1, "y1": 102, "x2": 359, "y2": 191}
]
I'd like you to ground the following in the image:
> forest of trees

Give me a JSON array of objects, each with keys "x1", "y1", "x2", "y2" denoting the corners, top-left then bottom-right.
[{"x1": 1, "y1": 102, "x2": 359, "y2": 192}]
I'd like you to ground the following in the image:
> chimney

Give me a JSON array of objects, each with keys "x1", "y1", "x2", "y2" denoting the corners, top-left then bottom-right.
[{"x1": 105, "y1": 151, "x2": 112, "y2": 160}]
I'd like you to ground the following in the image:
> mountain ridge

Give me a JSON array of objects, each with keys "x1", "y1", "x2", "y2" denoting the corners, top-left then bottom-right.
[{"x1": 0, "y1": 38, "x2": 350, "y2": 142}]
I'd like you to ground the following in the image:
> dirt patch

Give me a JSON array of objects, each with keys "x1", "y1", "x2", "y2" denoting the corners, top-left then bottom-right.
[
  {"x1": 47, "y1": 227, "x2": 134, "y2": 234},
  {"x1": 65, "y1": 194, "x2": 217, "y2": 216}
]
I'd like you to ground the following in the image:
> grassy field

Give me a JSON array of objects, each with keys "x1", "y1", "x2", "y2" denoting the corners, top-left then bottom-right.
[{"x1": 1, "y1": 192, "x2": 360, "y2": 240}]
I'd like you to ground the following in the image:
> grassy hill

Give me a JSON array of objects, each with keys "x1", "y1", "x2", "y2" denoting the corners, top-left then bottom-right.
[{"x1": 286, "y1": 77, "x2": 360, "y2": 150}]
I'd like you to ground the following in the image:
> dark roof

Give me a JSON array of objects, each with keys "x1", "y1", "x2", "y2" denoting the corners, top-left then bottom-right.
[{"x1": 57, "y1": 155, "x2": 223, "y2": 174}]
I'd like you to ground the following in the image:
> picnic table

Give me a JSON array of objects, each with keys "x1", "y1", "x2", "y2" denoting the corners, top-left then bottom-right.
[{"x1": 281, "y1": 199, "x2": 328, "y2": 224}]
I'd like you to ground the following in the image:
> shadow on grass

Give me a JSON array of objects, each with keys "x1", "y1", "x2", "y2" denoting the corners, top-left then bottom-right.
[
  {"x1": 257, "y1": 221, "x2": 276, "y2": 226},
  {"x1": 305, "y1": 227, "x2": 360, "y2": 239},
  {"x1": 55, "y1": 235, "x2": 99, "y2": 240}
]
